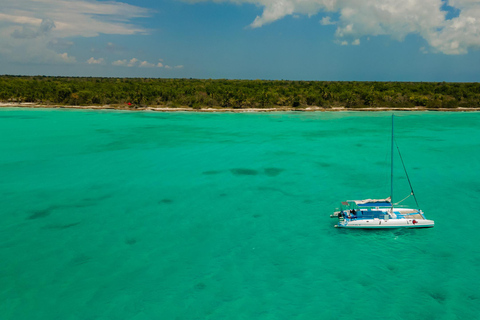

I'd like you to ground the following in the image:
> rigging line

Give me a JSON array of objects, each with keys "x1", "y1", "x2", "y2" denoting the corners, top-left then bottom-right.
[
  {"x1": 394, "y1": 137, "x2": 419, "y2": 208},
  {"x1": 382, "y1": 145, "x2": 390, "y2": 194},
  {"x1": 391, "y1": 114, "x2": 394, "y2": 211},
  {"x1": 394, "y1": 193, "x2": 411, "y2": 205}
]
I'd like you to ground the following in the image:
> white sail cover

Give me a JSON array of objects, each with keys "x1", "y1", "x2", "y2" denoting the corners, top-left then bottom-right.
[{"x1": 353, "y1": 197, "x2": 391, "y2": 205}]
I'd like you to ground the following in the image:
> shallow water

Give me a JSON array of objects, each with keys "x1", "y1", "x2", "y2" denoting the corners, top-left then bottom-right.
[{"x1": 1, "y1": 109, "x2": 479, "y2": 319}]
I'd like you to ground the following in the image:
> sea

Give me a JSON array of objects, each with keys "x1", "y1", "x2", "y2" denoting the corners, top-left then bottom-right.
[{"x1": 1, "y1": 108, "x2": 479, "y2": 320}]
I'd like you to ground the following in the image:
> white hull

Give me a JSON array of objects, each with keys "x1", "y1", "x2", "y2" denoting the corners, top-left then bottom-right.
[{"x1": 336, "y1": 218, "x2": 434, "y2": 229}]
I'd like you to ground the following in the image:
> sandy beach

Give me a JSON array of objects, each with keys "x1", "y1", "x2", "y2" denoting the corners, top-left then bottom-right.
[{"x1": 1, "y1": 102, "x2": 479, "y2": 112}]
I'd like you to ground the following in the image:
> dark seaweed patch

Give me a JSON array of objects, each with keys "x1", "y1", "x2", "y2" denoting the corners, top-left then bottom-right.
[
  {"x1": 70, "y1": 254, "x2": 91, "y2": 266},
  {"x1": 315, "y1": 161, "x2": 332, "y2": 168},
  {"x1": 102, "y1": 140, "x2": 130, "y2": 151},
  {"x1": 194, "y1": 282, "x2": 206, "y2": 291},
  {"x1": 436, "y1": 251, "x2": 453, "y2": 259},
  {"x1": 357, "y1": 278, "x2": 373, "y2": 287},
  {"x1": 253, "y1": 214, "x2": 261, "y2": 218},
  {"x1": 44, "y1": 222, "x2": 80, "y2": 230},
  {"x1": 28, "y1": 209, "x2": 51, "y2": 220},
  {"x1": 125, "y1": 237, "x2": 137, "y2": 245},
  {"x1": 159, "y1": 199, "x2": 173, "y2": 204},
  {"x1": 386, "y1": 265, "x2": 398, "y2": 272},
  {"x1": 27, "y1": 197, "x2": 106, "y2": 221},
  {"x1": 263, "y1": 168, "x2": 284, "y2": 177},
  {"x1": 230, "y1": 168, "x2": 258, "y2": 176},
  {"x1": 428, "y1": 291, "x2": 447, "y2": 303}
]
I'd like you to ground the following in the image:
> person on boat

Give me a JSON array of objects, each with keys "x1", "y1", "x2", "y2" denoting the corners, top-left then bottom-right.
[{"x1": 349, "y1": 209, "x2": 357, "y2": 219}]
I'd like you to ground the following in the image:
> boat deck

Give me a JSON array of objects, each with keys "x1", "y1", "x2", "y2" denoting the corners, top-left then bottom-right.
[{"x1": 344, "y1": 209, "x2": 425, "y2": 221}]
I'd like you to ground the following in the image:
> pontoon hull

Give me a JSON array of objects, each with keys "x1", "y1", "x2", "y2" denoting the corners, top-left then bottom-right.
[{"x1": 336, "y1": 218, "x2": 434, "y2": 229}]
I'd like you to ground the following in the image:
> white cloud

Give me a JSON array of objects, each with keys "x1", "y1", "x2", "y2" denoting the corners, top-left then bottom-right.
[
  {"x1": 2, "y1": 0, "x2": 150, "y2": 38},
  {"x1": 139, "y1": 60, "x2": 155, "y2": 68},
  {"x1": 59, "y1": 52, "x2": 76, "y2": 63},
  {"x1": 11, "y1": 18, "x2": 55, "y2": 39},
  {"x1": 87, "y1": 57, "x2": 104, "y2": 64},
  {"x1": 112, "y1": 58, "x2": 139, "y2": 67},
  {"x1": 127, "y1": 58, "x2": 139, "y2": 67},
  {"x1": 320, "y1": 16, "x2": 336, "y2": 26},
  {"x1": 0, "y1": 0, "x2": 151, "y2": 64},
  {"x1": 185, "y1": 0, "x2": 480, "y2": 54},
  {"x1": 159, "y1": 64, "x2": 183, "y2": 69},
  {"x1": 112, "y1": 59, "x2": 127, "y2": 66},
  {"x1": 112, "y1": 58, "x2": 178, "y2": 68},
  {"x1": 351, "y1": 39, "x2": 360, "y2": 46}
]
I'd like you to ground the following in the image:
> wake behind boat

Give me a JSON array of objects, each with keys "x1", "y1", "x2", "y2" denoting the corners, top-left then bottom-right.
[{"x1": 331, "y1": 115, "x2": 434, "y2": 229}]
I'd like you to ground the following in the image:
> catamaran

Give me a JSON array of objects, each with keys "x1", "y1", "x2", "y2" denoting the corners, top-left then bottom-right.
[{"x1": 331, "y1": 115, "x2": 434, "y2": 229}]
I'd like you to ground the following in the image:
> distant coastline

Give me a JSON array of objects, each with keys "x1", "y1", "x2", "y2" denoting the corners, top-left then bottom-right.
[
  {"x1": 1, "y1": 102, "x2": 479, "y2": 112},
  {"x1": 2, "y1": 76, "x2": 480, "y2": 111}
]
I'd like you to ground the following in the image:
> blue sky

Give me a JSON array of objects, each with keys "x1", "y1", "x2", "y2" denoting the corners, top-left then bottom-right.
[{"x1": 1, "y1": 0, "x2": 480, "y2": 81}]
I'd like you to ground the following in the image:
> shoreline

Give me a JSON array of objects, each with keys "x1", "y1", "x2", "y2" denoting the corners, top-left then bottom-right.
[{"x1": 1, "y1": 102, "x2": 479, "y2": 112}]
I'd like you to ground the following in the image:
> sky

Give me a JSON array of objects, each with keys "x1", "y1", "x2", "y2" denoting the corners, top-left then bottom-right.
[{"x1": 1, "y1": 0, "x2": 480, "y2": 81}]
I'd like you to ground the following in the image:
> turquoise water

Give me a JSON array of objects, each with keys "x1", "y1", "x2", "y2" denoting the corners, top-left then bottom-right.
[{"x1": 1, "y1": 109, "x2": 479, "y2": 319}]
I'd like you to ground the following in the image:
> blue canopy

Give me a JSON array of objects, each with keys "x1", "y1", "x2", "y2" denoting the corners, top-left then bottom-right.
[{"x1": 356, "y1": 202, "x2": 392, "y2": 207}]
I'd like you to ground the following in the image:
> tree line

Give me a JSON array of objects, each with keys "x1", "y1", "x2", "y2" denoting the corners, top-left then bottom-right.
[{"x1": 1, "y1": 75, "x2": 479, "y2": 109}]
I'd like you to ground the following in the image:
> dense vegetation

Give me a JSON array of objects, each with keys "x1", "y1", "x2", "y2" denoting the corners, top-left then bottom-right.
[{"x1": 1, "y1": 75, "x2": 480, "y2": 109}]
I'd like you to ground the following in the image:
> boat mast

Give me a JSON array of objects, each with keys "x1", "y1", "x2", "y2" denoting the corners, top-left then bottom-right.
[{"x1": 391, "y1": 114, "x2": 394, "y2": 212}]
